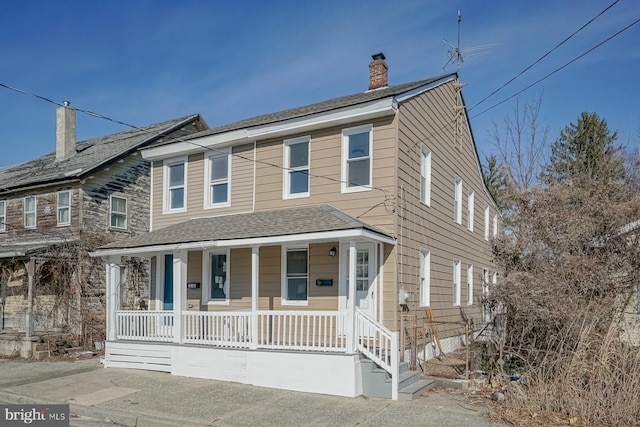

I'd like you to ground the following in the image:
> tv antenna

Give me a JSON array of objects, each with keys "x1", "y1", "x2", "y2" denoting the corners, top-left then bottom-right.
[{"x1": 443, "y1": 10, "x2": 497, "y2": 72}]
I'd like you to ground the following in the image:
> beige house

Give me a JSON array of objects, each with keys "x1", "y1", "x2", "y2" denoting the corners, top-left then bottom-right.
[{"x1": 93, "y1": 53, "x2": 499, "y2": 399}]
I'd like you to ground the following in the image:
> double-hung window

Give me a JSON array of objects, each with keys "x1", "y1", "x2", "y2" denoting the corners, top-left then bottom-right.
[
  {"x1": 342, "y1": 124, "x2": 372, "y2": 192},
  {"x1": 283, "y1": 136, "x2": 310, "y2": 198},
  {"x1": 467, "y1": 189, "x2": 474, "y2": 232},
  {"x1": 110, "y1": 196, "x2": 127, "y2": 229},
  {"x1": 57, "y1": 190, "x2": 71, "y2": 226},
  {"x1": 283, "y1": 247, "x2": 308, "y2": 303},
  {"x1": 454, "y1": 178, "x2": 462, "y2": 224},
  {"x1": 207, "y1": 150, "x2": 230, "y2": 207},
  {"x1": 420, "y1": 145, "x2": 431, "y2": 206},
  {"x1": 209, "y1": 252, "x2": 228, "y2": 302},
  {"x1": 484, "y1": 206, "x2": 490, "y2": 240},
  {"x1": 493, "y1": 214, "x2": 498, "y2": 237},
  {"x1": 453, "y1": 259, "x2": 461, "y2": 306},
  {"x1": 164, "y1": 158, "x2": 186, "y2": 212},
  {"x1": 0, "y1": 200, "x2": 5, "y2": 232},
  {"x1": 467, "y1": 264, "x2": 474, "y2": 305},
  {"x1": 419, "y1": 249, "x2": 431, "y2": 307},
  {"x1": 24, "y1": 196, "x2": 36, "y2": 228}
]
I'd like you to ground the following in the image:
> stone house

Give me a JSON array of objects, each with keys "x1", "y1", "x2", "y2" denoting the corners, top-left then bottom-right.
[{"x1": 0, "y1": 105, "x2": 206, "y2": 355}]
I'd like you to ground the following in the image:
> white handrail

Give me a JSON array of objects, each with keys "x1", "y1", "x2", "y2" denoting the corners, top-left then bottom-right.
[
  {"x1": 116, "y1": 310, "x2": 174, "y2": 342},
  {"x1": 183, "y1": 311, "x2": 252, "y2": 348},
  {"x1": 355, "y1": 308, "x2": 399, "y2": 400}
]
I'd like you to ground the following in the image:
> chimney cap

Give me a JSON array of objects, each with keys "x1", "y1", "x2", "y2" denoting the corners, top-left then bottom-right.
[{"x1": 371, "y1": 52, "x2": 386, "y2": 61}]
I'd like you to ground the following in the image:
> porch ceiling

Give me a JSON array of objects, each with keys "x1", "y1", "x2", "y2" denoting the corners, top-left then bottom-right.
[{"x1": 92, "y1": 205, "x2": 395, "y2": 256}]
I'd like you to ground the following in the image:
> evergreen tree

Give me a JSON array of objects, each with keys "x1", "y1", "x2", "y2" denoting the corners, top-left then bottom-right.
[
  {"x1": 482, "y1": 154, "x2": 507, "y2": 208},
  {"x1": 542, "y1": 112, "x2": 624, "y2": 185}
]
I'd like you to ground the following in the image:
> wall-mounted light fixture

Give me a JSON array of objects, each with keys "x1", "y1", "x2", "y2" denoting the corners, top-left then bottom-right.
[{"x1": 328, "y1": 247, "x2": 337, "y2": 257}]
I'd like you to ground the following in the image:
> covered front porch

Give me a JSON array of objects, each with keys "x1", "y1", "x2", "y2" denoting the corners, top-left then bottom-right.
[{"x1": 94, "y1": 205, "x2": 401, "y2": 398}]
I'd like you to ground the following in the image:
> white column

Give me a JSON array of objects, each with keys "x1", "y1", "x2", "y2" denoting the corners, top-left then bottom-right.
[
  {"x1": 106, "y1": 256, "x2": 121, "y2": 342},
  {"x1": 250, "y1": 246, "x2": 259, "y2": 349},
  {"x1": 347, "y1": 240, "x2": 357, "y2": 353},
  {"x1": 173, "y1": 251, "x2": 187, "y2": 344}
]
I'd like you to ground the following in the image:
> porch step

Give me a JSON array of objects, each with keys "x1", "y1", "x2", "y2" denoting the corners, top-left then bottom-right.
[{"x1": 360, "y1": 358, "x2": 432, "y2": 400}]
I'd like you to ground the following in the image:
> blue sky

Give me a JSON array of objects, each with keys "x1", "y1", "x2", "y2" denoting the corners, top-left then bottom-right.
[{"x1": 1, "y1": 0, "x2": 639, "y2": 168}]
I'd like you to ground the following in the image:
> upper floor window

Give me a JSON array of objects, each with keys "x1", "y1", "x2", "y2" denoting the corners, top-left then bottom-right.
[
  {"x1": 0, "y1": 200, "x2": 5, "y2": 232},
  {"x1": 110, "y1": 195, "x2": 127, "y2": 229},
  {"x1": 454, "y1": 178, "x2": 462, "y2": 224},
  {"x1": 24, "y1": 196, "x2": 36, "y2": 228},
  {"x1": 467, "y1": 189, "x2": 475, "y2": 232},
  {"x1": 493, "y1": 213, "x2": 498, "y2": 237},
  {"x1": 484, "y1": 206, "x2": 490, "y2": 240},
  {"x1": 57, "y1": 190, "x2": 71, "y2": 226},
  {"x1": 163, "y1": 158, "x2": 187, "y2": 212},
  {"x1": 283, "y1": 136, "x2": 310, "y2": 199},
  {"x1": 206, "y1": 150, "x2": 230, "y2": 207},
  {"x1": 283, "y1": 247, "x2": 308, "y2": 304},
  {"x1": 341, "y1": 124, "x2": 372, "y2": 193},
  {"x1": 420, "y1": 145, "x2": 431, "y2": 206},
  {"x1": 419, "y1": 249, "x2": 431, "y2": 307}
]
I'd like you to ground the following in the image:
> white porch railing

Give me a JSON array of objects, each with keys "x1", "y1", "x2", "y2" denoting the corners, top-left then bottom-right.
[
  {"x1": 257, "y1": 310, "x2": 347, "y2": 352},
  {"x1": 116, "y1": 310, "x2": 174, "y2": 342},
  {"x1": 355, "y1": 307, "x2": 399, "y2": 400},
  {"x1": 184, "y1": 311, "x2": 252, "y2": 348}
]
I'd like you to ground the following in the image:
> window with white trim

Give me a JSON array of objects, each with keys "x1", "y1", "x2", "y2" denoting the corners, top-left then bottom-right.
[
  {"x1": 0, "y1": 200, "x2": 5, "y2": 232},
  {"x1": 24, "y1": 196, "x2": 36, "y2": 228},
  {"x1": 283, "y1": 247, "x2": 308, "y2": 302},
  {"x1": 207, "y1": 150, "x2": 230, "y2": 207},
  {"x1": 341, "y1": 124, "x2": 372, "y2": 192},
  {"x1": 454, "y1": 178, "x2": 462, "y2": 224},
  {"x1": 110, "y1": 196, "x2": 127, "y2": 229},
  {"x1": 283, "y1": 136, "x2": 310, "y2": 198},
  {"x1": 453, "y1": 259, "x2": 461, "y2": 306},
  {"x1": 467, "y1": 264, "x2": 474, "y2": 305},
  {"x1": 467, "y1": 189, "x2": 474, "y2": 232},
  {"x1": 419, "y1": 249, "x2": 431, "y2": 307},
  {"x1": 420, "y1": 145, "x2": 431, "y2": 206},
  {"x1": 209, "y1": 252, "x2": 228, "y2": 301},
  {"x1": 493, "y1": 214, "x2": 498, "y2": 237},
  {"x1": 164, "y1": 158, "x2": 186, "y2": 212},
  {"x1": 57, "y1": 190, "x2": 71, "y2": 226},
  {"x1": 484, "y1": 206, "x2": 490, "y2": 240}
]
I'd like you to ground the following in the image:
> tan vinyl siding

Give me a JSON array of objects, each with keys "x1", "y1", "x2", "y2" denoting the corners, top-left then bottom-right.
[
  {"x1": 395, "y1": 81, "x2": 496, "y2": 329},
  {"x1": 152, "y1": 144, "x2": 255, "y2": 230},
  {"x1": 254, "y1": 116, "x2": 398, "y2": 236}
]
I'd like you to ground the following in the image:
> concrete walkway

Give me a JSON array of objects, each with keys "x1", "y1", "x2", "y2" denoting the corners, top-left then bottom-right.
[{"x1": 0, "y1": 358, "x2": 505, "y2": 427}]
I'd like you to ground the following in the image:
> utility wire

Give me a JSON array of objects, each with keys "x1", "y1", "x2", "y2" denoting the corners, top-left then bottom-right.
[{"x1": 469, "y1": 0, "x2": 621, "y2": 112}]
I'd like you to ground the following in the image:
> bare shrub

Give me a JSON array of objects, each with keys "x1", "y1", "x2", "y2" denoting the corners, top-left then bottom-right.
[{"x1": 488, "y1": 180, "x2": 640, "y2": 426}]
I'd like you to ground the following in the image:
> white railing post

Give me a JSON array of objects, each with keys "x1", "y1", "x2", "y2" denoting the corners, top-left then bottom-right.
[
  {"x1": 347, "y1": 241, "x2": 357, "y2": 353},
  {"x1": 251, "y1": 246, "x2": 259, "y2": 349},
  {"x1": 391, "y1": 331, "x2": 399, "y2": 400},
  {"x1": 173, "y1": 250, "x2": 187, "y2": 344},
  {"x1": 106, "y1": 256, "x2": 121, "y2": 342}
]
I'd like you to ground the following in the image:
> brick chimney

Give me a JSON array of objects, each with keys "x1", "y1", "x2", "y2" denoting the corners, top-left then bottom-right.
[
  {"x1": 56, "y1": 101, "x2": 76, "y2": 161},
  {"x1": 368, "y1": 52, "x2": 388, "y2": 90}
]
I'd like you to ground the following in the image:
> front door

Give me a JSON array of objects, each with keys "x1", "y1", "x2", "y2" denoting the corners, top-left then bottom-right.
[
  {"x1": 341, "y1": 243, "x2": 376, "y2": 320},
  {"x1": 163, "y1": 254, "x2": 174, "y2": 310}
]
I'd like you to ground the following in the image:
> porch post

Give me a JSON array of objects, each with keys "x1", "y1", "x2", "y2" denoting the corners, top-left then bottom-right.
[
  {"x1": 173, "y1": 250, "x2": 187, "y2": 344},
  {"x1": 25, "y1": 258, "x2": 36, "y2": 338},
  {"x1": 250, "y1": 246, "x2": 259, "y2": 349},
  {"x1": 347, "y1": 240, "x2": 357, "y2": 353},
  {"x1": 106, "y1": 256, "x2": 121, "y2": 342}
]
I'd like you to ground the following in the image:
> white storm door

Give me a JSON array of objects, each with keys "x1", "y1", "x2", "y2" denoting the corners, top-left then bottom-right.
[{"x1": 342, "y1": 243, "x2": 376, "y2": 319}]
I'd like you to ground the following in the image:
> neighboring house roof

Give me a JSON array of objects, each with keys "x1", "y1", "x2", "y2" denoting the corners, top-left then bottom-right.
[
  {"x1": 0, "y1": 239, "x2": 80, "y2": 259},
  {"x1": 95, "y1": 205, "x2": 395, "y2": 254},
  {"x1": 147, "y1": 74, "x2": 456, "y2": 149},
  {"x1": 0, "y1": 114, "x2": 202, "y2": 193}
]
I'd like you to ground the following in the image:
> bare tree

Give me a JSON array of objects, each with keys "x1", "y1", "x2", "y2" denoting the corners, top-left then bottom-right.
[{"x1": 490, "y1": 96, "x2": 550, "y2": 191}]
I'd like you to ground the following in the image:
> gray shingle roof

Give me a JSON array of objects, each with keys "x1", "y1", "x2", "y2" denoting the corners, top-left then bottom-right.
[
  {"x1": 0, "y1": 114, "x2": 202, "y2": 192},
  {"x1": 98, "y1": 205, "x2": 393, "y2": 250},
  {"x1": 148, "y1": 74, "x2": 455, "y2": 147}
]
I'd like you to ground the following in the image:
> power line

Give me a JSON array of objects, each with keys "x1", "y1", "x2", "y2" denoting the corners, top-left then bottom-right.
[{"x1": 469, "y1": 0, "x2": 621, "y2": 112}]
